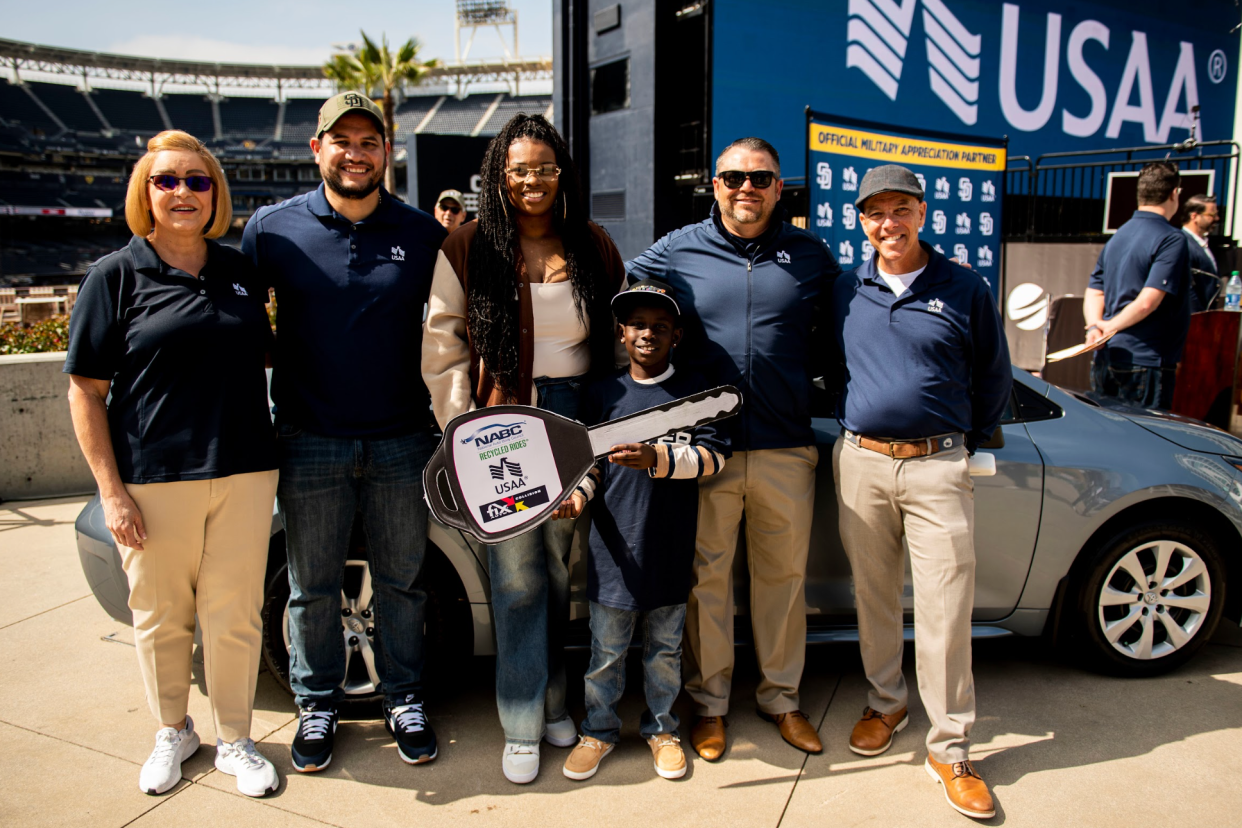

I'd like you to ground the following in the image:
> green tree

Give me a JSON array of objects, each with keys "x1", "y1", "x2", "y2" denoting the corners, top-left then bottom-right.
[{"x1": 323, "y1": 31, "x2": 439, "y2": 195}]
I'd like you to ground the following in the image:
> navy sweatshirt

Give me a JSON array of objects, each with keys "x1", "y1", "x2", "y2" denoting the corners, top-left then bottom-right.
[{"x1": 626, "y1": 206, "x2": 840, "y2": 452}]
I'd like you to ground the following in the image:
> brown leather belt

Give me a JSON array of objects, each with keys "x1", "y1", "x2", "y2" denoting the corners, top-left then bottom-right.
[{"x1": 843, "y1": 430, "x2": 962, "y2": 459}]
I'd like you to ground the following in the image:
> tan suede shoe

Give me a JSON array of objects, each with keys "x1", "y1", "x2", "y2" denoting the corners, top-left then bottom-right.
[
  {"x1": 848, "y1": 706, "x2": 909, "y2": 756},
  {"x1": 925, "y1": 756, "x2": 995, "y2": 819},
  {"x1": 759, "y1": 710, "x2": 823, "y2": 754},
  {"x1": 690, "y1": 716, "x2": 727, "y2": 761},
  {"x1": 647, "y1": 733, "x2": 687, "y2": 779}
]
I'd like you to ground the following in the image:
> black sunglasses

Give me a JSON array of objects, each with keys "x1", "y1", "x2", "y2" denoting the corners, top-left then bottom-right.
[
  {"x1": 717, "y1": 170, "x2": 777, "y2": 190},
  {"x1": 149, "y1": 174, "x2": 213, "y2": 193},
  {"x1": 439, "y1": 202, "x2": 462, "y2": 214}
]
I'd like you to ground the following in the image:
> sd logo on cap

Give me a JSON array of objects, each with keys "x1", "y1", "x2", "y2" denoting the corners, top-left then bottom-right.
[{"x1": 316, "y1": 92, "x2": 385, "y2": 139}]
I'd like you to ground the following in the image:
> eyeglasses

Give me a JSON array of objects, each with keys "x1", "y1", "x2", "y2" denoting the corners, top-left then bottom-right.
[
  {"x1": 149, "y1": 174, "x2": 213, "y2": 193},
  {"x1": 717, "y1": 170, "x2": 777, "y2": 190},
  {"x1": 439, "y1": 202, "x2": 462, "y2": 214},
  {"x1": 505, "y1": 163, "x2": 561, "y2": 181}
]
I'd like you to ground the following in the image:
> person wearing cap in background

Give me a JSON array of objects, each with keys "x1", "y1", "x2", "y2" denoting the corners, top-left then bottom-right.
[
  {"x1": 828, "y1": 164, "x2": 1010, "y2": 820},
  {"x1": 242, "y1": 92, "x2": 448, "y2": 773},
  {"x1": 434, "y1": 189, "x2": 467, "y2": 234},
  {"x1": 626, "y1": 137, "x2": 839, "y2": 761}
]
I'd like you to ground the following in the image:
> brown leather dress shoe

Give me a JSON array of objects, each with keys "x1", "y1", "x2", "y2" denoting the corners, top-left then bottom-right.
[
  {"x1": 759, "y1": 710, "x2": 823, "y2": 754},
  {"x1": 848, "y1": 706, "x2": 909, "y2": 756},
  {"x1": 691, "y1": 716, "x2": 727, "y2": 761},
  {"x1": 925, "y1": 756, "x2": 995, "y2": 819}
]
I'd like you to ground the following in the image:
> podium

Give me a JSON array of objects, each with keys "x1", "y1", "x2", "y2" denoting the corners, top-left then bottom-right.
[{"x1": 1171, "y1": 310, "x2": 1242, "y2": 432}]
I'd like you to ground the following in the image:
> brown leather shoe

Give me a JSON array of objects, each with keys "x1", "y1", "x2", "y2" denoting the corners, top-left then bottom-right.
[
  {"x1": 925, "y1": 756, "x2": 995, "y2": 819},
  {"x1": 690, "y1": 716, "x2": 727, "y2": 761},
  {"x1": 848, "y1": 706, "x2": 908, "y2": 756},
  {"x1": 758, "y1": 709, "x2": 823, "y2": 754}
]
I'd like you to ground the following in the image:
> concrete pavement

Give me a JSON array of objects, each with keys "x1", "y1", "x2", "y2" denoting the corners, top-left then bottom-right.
[{"x1": 2, "y1": 495, "x2": 1240, "y2": 827}]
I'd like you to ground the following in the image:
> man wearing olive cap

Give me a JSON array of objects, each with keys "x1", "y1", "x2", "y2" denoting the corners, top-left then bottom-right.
[
  {"x1": 828, "y1": 164, "x2": 1010, "y2": 820},
  {"x1": 434, "y1": 189, "x2": 467, "y2": 233},
  {"x1": 242, "y1": 92, "x2": 448, "y2": 773}
]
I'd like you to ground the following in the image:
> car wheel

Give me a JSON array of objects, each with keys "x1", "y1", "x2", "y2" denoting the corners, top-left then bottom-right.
[{"x1": 1068, "y1": 521, "x2": 1226, "y2": 676}]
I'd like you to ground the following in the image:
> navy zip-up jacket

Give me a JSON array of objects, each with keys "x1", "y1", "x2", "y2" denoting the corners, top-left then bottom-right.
[
  {"x1": 831, "y1": 242, "x2": 1011, "y2": 453},
  {"x1": 627, "y1": 205, "x2": 840, "y2": 451}
]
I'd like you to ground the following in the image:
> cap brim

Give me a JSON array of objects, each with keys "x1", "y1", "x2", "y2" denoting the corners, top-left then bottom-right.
[
  {"x1": 612, "y1": 292, "x2": 681, "y2": 319},
  {"x1": 855, "y1": 186, "x2": 924, "y2": 210}
]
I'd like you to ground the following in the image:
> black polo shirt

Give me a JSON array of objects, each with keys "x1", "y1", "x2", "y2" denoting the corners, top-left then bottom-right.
[
  {"x1": 64, "y1": 236, "x2": 277, "y2": 484},
  {"x1": 242, "y1": 184, "x2": 446, "y2": 438}
]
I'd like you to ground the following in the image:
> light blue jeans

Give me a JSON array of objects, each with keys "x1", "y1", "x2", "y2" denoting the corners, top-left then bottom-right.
[
  {"x1": 487, "y1": 375, "x2": 583, "y2": 744},
  {"x1": 582, "y1": 601, "x2": 686, "y2": 743}
]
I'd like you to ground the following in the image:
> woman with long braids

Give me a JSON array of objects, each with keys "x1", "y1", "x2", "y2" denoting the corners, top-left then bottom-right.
[{"x1": 423, "y1": 114, "x2": 625, "y2": 783}]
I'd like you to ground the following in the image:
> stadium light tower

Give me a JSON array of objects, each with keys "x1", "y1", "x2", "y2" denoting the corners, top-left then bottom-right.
[{"x1": 454, "y1": 0, "x2": 518, "y2": 63}]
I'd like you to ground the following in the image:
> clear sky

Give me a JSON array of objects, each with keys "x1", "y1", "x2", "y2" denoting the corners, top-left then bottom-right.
[{"x1": 0, "y1": 0, "x2": 552, "y2": 65}]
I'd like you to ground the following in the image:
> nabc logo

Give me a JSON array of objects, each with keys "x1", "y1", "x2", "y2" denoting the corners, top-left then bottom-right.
[{"x1": 460, "y1": 421, "x2": 525, "y2": 447}]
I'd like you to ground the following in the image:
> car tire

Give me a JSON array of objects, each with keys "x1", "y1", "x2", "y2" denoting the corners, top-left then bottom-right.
[{"x1": 1066, "y1": 520, "x2": 1226, "y2": 677}]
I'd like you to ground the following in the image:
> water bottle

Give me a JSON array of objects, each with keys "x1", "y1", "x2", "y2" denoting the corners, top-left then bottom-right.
[{"x1": 1227, "y1": 271, "x2": 1242, "y2": 311}]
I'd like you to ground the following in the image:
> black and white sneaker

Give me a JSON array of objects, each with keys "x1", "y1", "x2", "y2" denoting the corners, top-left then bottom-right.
[
  {"x1": 384, "y1": 694, "x2": 437, "y2": 764},
  {"x1": 291, "y1": 703, "x2": 338, "y2": 773}
]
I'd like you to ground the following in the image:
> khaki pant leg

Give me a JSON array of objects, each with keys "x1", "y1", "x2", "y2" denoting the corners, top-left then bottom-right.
[
  {"x1": 744, "y1": 446, "x2": 817, "y2": 715},
  {"x1": 898, "y1": 446, "x2": 976, "y2": 763},
  {"x1": 833, "y1": 438, "x2": 909, "y2": 715},
  {"x1": 197, "y1": 470, "x2": 279, "y2": 743},
  {"x1": 119, "y1": 480, "x2": 211, "y2": 728},
  {"x1": 684, "y1": 451, "x2": 746, "y2": 716}
]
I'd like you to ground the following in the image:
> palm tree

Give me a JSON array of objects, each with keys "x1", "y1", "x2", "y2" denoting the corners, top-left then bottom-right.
[{"x1": 323, "y1": 31, "x2": 439, "y2": 195}]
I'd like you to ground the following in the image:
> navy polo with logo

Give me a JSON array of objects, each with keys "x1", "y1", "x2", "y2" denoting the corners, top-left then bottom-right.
[
  {"x1": 1088, "y1": 210, "x2": 1190, "y2": 367},
  {"x1": 242, "y1": 184, "x2": 447, "y2": 437},
  {"x1": 831, "y1": 242, "x2": 1012, "y2": 452},
  {"x1": 63, "y1": 236, "x2": 277, "y2": 483}
]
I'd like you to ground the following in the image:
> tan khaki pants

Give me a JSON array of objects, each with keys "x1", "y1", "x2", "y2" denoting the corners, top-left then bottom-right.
[
  {"x1": 118, "y1": 470, "x2": 278, "y2": 743},
  {"x1": 833, "y1": 436, "x2": 976, "y2": 763},
  {"x1": 684, "y1": 446, "x2": 817, "y2": 716}
]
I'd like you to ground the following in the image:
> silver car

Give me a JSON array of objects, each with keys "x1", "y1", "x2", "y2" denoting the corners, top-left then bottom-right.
[{"x1": 76, "y1": 367, "x2": 1242, "y2": 703}]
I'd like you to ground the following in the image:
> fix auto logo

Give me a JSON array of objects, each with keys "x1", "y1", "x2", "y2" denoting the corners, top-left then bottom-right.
[{"x1": 479, "y1": 485, "x2": 551, "y2": 523}]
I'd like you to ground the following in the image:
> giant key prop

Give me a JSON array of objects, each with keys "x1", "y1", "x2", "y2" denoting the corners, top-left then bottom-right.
[{"x1": 424, "y1": 386, "x2": 741, "y2": 544}]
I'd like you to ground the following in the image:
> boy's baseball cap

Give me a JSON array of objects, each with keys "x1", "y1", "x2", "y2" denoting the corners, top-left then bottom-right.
[
  {"x1": 854, "y1": 164, "x2": 925, "y2": 209},
  {"x1": 316, "y1": 92, "x2": 385, "y2": 139},
  {"x1": 612, "y1": 279, "x2": 681, "y2": 320}
]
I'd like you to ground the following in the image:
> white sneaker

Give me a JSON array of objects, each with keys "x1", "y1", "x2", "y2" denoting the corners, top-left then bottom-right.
[
  {"x1": 139, "y1": 716, "x2": 200, "y2": 795},
  {"x1": 502, "y1": 742, "x2": 541, "y2": 784},
  {"x1": 215, "y1": 738, "x2": 279, "y2": 797},
  {"x1": 543, "y1": 715, "x2": 578, "y2": 748}
]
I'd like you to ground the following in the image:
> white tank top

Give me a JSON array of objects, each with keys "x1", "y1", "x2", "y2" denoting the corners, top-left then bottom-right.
[{"x1": 529, "y1": 280, "x2": 590, "y2": 384}]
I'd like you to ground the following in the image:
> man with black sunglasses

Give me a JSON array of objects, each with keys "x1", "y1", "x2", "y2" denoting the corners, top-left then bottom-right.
[
  {"x1": 627, "y1": 136, "x2": 840, "y2": 762},
  {"x1": 434, "y1": 189, "x2": 467, "y2": 234}
]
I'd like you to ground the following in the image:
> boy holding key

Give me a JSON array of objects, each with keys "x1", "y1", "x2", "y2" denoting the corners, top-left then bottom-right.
[{"x1": 552, "y1": 279, "x2": 730, "y2": 781}]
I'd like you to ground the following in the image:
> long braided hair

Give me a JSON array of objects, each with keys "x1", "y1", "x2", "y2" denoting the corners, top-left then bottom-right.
[{"x1": 468, "y1": 114, "x2": 611, "y2": 402}]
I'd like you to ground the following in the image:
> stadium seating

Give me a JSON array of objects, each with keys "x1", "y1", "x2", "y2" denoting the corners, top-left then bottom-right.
[
  {"x1": 483, "y1": 94, "x2": 552, "y2": 133},
  {"x1": 221, "y1": 96, "x2": 278, "y2": 140},
  {"x1": 0, "y1": 79, "x2": 61, "y2": 133},
  {"x1": 160, "y1": 93, "x2": 215, "y2": 140},
  {"x1": 27, "y1": 82, "x2": 105, "y2": 133},
  {"x1": 281, "y1": 98, "x2": 322, "y2": 144},
  {"x1": 92, "y1": 87, "x2": 165, "y2": 133}
]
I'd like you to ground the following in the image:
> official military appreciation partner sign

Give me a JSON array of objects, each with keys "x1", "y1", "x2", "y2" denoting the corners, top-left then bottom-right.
[{"x1": 807, "y1": 110, "x2": 1006, "y2": 298}]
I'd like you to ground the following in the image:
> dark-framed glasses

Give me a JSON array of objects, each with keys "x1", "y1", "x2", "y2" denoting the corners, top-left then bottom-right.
[
  {"x1": 717, "y1": 170, "x2": 777, "y2": 190},
  {"x1": 439, "y1": 201, "x2": 463, "y2": 214},
  {"x1": 505, "y1": 163, "x2": 561, "y2": 181},
  {"x1": 149, "y1": 174, "x2": 213, "y2": 192}
]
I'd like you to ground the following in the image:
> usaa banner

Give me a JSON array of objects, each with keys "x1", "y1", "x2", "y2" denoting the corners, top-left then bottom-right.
[{"x1": 808, "y1": 113, "x2": 1005, "y2": 298}]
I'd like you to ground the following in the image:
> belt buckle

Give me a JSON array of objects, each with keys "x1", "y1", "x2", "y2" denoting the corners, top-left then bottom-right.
[{"x1": 888, "y1": 441, "x2": 898, "y2": 458}]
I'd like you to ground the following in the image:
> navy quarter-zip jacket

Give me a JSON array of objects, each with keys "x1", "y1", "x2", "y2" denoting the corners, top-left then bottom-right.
[
  {"x1": 627, "y1": 206, "x2": 841, "y2": 451},
  {"x1": 831, "y1": 242, "x2": 1011, "y2": 452}
]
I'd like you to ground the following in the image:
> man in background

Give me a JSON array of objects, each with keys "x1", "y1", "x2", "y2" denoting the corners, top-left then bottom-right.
[
  {"x1": 434, "y1": 189, "x2": 467, "y2": 234},
  {"x1": 1181, "y1": 194, "x2": 1220, "y2": 312}
]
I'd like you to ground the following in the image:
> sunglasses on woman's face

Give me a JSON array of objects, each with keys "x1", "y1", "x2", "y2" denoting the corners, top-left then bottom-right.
[
  {"x1": 149, "y1": 174, "x2": 213, "y2": 192},
  {"x1": 717, "y1": 170, "x2": 777, "y2": 190},
  {"x1": 439, "y1": 202, "x2": 462, "y2": 214}
]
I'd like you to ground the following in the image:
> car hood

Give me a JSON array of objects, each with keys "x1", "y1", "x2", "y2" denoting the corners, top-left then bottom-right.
[{"x1": 1122, "y1": 410, "x2": 1242, "y2": 455}]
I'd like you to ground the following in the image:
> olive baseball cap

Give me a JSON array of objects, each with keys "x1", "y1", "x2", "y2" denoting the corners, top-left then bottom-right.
[
  {"x1": 316, "y1": 92, "x2": 384, "y2": 138},
  {"x1": 437, "y1": 189, "x2": 464, "y2": 207},
  {"x1": 855, "y1": 164, "x2": 925, "y2": 209}
]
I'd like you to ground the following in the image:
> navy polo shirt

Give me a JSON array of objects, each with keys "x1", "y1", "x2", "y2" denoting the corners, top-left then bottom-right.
[
  {"x1": 1088, "y1": 210, "x2": 1190, "y2": 366},
  {"x1": 831, "y1": 242, "x2": 1012, "y2": 451},
  {"x1": 63, "y1": 236, "x2": 277, "y2": 484},
  {"x1": 242, "y1": 185, "x2": 446, "y2": 437}
]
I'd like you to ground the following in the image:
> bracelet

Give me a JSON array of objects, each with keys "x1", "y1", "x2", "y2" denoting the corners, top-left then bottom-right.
[{"x1": 1086, "y1": 324, "x2": 1100, "y2": 332}]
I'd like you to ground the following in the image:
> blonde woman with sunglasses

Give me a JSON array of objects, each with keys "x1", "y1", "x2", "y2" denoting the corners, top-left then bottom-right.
[{"x1": 65, "y1": 130, "x2": 280, "y2": 798}]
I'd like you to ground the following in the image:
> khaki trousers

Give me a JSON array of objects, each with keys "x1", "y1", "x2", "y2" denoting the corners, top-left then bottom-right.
[
  {"x1": 832, "y1": 436, "x2": 976, "y2": 763},
  {"x1": 684, "y1": 446, "x2": 817, "y2": 716},
  {"x1": 118, "y1": 470, "x2": 278, "y2": 743}
]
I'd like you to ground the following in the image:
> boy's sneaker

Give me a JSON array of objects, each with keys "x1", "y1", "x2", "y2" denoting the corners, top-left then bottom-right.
[
  {"x1": 384, "y1": 694, "x2": 437, "y2": 764},
  {"x1": 502, "y1": 742, "x2": 541, "y2": 784},
  {"x1": 647, "y1": 733, "x2": 687, "y2": 780},
  {"x1": 138, "y1": 716, "x2": 200, "y2": 795},
  {"x1": 291, "y1": 703, "x2": 337, "y2": 772},
  {"x1": 544, "y1": 715, "x2": 578, "y2": 748},
  {"x1": 563, "y1": 736, "x2": 614, "y2": 781},
  {"x1": 215, "y1": 738, "x2": 279, "y2": 797}
]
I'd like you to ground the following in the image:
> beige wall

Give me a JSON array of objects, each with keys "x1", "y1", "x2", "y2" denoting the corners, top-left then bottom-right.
[
  {"x1": 0, "y1": 353, "x2": 94, "y2": 500},
  {"x1": 1002, "y1": 242, "x2": 1106, "y2": 370}
]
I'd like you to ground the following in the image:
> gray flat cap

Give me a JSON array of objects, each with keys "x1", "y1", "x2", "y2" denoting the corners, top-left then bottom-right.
[{"x1": 855, "y1": 164, "x2": 925, "y2": 209}]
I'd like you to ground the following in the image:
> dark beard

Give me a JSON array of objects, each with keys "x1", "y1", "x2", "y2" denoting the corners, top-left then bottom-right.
[{"x1": 322, "y1": 164, "x2": 383, "y2": 200}]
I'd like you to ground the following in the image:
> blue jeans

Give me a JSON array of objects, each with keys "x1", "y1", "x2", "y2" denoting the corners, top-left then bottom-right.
[
  {"x1": 277, "y1": 425, "x2": 435, "y2": 708},
  {"x1": 487, "y1": 375, "x2": 583, "y2": 744},
  {"x1": 582, "y1": 601, "x2": 686, "y2": 743},
  {"x1": 1091, "y1": 351, "x2": 1176, "y2": 410}
]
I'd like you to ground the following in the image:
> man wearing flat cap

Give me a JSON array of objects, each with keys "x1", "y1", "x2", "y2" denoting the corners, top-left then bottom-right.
[{"x1": 829, "y1": 164, "x2": 1011, "y2": 820}]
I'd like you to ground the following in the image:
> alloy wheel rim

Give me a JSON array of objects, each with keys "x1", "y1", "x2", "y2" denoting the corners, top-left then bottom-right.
[
  {"x1": 1097, "y1": 540, "x2": 1211, "y2": 660},
  {"x1": 283, "y1": 560, "x2": 381, "y2": 695}
]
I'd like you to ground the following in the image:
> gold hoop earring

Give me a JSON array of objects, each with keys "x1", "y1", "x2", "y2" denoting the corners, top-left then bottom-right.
[{"x1": 562, "y1": 193, "x2": 568, "y2": 221}]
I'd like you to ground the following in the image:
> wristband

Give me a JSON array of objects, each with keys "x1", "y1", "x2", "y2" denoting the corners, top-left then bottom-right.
[{"x1": 1086, "y1": 324, "x2": 1100, "y2": 333}]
